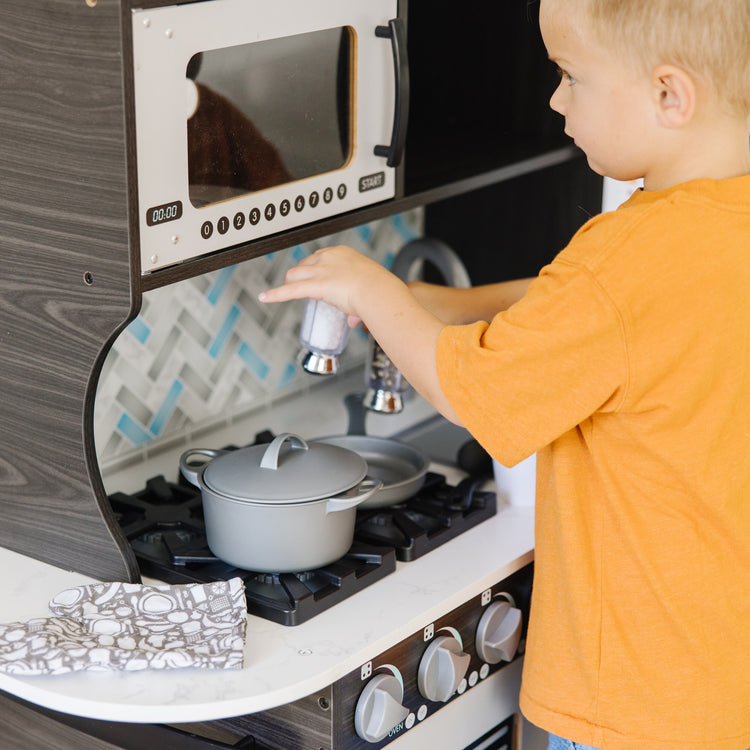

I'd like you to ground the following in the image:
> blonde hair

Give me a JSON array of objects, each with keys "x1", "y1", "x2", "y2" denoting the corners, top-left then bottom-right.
[{"x1": 581, "y1": 0, "x2": 750, "y2": 116}]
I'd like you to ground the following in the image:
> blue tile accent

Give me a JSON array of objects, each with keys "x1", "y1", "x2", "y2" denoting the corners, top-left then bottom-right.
[
  {"x1": 208, "y1": 305, "x2": 240, "y2": 359},
  {"x1": 238, "y1": 342, "x2": 270, "y2": 381},
  {"x1": 356, "y1": 223, "x2": 373, "y2": 242},
  {"x1": 117, "y1": 413, "x2": 153, "y2": 446},
  {"x1": 207, "y1": 265, "x2": 236, "y2": 306},
  {"x1": 278, "y1": 361, "x2": 297, "y2": 388},
  {"x1": 392, "y1": 213, "x2": 417, "y2": 242},
  {"x1": 126, "y1": 317, "x2": 151, "y2": 345},
  {"x1": 149, "y1": 379, "x2": 184, "y2": 436},
  {"x1": 291, "y1": 245, "x2": 307, "y2": 263}
]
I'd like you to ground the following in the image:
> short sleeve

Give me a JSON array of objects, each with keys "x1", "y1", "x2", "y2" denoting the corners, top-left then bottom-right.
[{"x1": 436, "y1": 258, "x2": 628, "y2": 466}]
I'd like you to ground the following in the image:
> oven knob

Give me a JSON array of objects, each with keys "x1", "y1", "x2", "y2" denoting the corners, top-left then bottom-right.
[
  {"x1": 475, "y1": 599, "x2": 523, "y2": 664},
  {"x1": 354, "y1": 672, "x2": 410, "y2": 744},
  {"x1": 417, "y1": 634, "x2": 470, "y2": 702}
]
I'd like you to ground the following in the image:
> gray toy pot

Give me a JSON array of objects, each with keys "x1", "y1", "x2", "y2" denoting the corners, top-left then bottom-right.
[{"x1": 179, "y1": 433, "x2": 382, "y2": 573}]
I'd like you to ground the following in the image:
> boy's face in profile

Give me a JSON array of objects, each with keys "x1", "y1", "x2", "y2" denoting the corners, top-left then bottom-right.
[{"x1": 539, "y1": 0, "x2": 655, "y2": 184}]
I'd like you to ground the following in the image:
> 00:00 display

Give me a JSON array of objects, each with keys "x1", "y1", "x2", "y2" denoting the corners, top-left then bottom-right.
[{"x1": 146, "y1": 200, "x2": 183, "y2": 226}]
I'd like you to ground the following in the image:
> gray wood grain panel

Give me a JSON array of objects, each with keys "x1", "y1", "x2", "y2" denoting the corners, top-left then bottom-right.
[
  {"x1": 0, "y1": 691, "x2": 126, "y2": 750},
  {"x1": 223, "y1": 688, "x2": 334, "y2": 750},
  {"x1": 0, "y1": 0, "x2": 139, "y2": 581}
]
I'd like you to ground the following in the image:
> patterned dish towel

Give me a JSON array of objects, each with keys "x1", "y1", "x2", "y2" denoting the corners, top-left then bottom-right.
[{"x1": 0, "y1": 578, "x2": 246, "y2": 675}]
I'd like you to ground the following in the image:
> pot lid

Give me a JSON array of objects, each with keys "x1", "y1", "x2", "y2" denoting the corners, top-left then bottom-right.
[{"x1": 202, "y1": 433, "x2": 367, "y2": 504}]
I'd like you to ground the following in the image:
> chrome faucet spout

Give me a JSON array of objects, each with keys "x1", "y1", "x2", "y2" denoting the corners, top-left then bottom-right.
[
  {"x1": 389, "y1": 237, "x2": 472, "y2": 287},
  {"x1": 363, "y1": 237, "x2": 471, "y2": 414}
]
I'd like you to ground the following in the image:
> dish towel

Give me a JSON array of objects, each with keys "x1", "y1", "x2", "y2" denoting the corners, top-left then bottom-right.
[{"x1": 0, "y1": 578, "x2": 246, "y2": 675}]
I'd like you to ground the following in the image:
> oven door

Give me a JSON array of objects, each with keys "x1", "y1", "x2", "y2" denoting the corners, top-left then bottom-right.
[{"x1": 131, "y1": 0, "x2": 403, "y2": 273}]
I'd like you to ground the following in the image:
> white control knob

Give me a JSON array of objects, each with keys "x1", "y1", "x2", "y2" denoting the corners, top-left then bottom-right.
[
  {"x1": 354, "y1": 672, "x2": 410, "y2": 744},
  {"x1": 475, "y1": 600, "x2": 523, "y2": 664},
  {"x1": 417, "y1": 634, "x2": 471, "y2": 702}
]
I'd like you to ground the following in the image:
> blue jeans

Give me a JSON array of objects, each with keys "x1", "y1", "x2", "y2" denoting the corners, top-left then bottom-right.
[{"x1": 547, "y1": 734, "x2": 602, "y2": 750}]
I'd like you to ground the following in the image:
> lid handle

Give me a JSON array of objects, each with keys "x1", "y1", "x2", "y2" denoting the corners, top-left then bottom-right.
[{"x1": 260, "y1": 433, "x2": 309, "y2": 470}]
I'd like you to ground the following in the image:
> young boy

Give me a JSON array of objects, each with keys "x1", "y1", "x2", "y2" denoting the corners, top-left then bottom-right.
[{"x1": 260, "y1": 1, "x2": 750, "y2": 747}]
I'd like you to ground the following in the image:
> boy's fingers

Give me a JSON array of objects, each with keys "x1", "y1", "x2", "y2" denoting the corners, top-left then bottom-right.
[
  {"x1": 258, "y1": 282, "x2": 311, "y2": 303},
  {"x1": 284, "y1": 264, "x2": 318, "y2": 282}
]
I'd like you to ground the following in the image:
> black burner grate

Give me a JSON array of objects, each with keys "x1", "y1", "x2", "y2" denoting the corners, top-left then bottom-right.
[{"x1": 355, "y1": 472, "x2": 496, "y2": 562}]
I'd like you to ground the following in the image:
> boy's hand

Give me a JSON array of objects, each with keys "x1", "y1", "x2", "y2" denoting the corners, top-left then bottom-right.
[{"x1": 258, "y1": 245, "x2": 400, "y2": 328}]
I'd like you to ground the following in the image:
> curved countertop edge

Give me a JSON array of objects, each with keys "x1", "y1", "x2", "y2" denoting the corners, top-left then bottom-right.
[{"x1": 0, "y1": 502, "x2": 535, "y2": 724}]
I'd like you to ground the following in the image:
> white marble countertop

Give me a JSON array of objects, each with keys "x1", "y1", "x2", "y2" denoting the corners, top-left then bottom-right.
[{"x1": 0, "y1": 488, "x2": 534, "y2": 724}]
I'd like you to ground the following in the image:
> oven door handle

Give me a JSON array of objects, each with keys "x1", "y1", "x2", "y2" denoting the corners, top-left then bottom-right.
[{"x1": 374, "y1": 17, "x2": 410, "y2": 168}]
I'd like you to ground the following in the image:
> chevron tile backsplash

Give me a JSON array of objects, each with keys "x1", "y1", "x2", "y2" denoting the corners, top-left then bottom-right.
[{"x1": 94, "y1": 210, "x2": 423, "y2": 472}]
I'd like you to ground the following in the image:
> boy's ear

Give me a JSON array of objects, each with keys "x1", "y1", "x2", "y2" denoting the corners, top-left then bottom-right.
[{"x1": 652, "y1": 64, "x2": 696, "y2": 128}]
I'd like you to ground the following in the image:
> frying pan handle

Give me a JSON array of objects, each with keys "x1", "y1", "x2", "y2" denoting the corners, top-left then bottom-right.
[{"x1": 260, "y1": 433, "x2": 309, "y2": 470}]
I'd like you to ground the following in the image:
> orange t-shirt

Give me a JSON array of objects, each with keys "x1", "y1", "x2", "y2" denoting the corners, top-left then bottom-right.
[{"x1": 437, "y1": 176, "x2": 750, "y2": 749}]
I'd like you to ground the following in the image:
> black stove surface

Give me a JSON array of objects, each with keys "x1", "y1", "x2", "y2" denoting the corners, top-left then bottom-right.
[
  {"x1": 108, "y1": 437, "x2": 496, "y2": 626},
  {"x1": 354, "y1": 472, "x2": 496, "y2": 562}
]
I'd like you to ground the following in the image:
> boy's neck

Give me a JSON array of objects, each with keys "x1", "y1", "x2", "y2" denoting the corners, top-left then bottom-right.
[{"x1": 643, "y1": 112, "x2": 750, "y2": 191}]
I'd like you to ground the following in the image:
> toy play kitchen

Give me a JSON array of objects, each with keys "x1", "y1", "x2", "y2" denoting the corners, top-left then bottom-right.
[{"x1": 0, "y1": 0, "x2": 603, "y2": 747}]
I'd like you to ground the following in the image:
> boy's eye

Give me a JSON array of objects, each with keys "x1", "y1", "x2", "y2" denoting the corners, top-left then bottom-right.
[{"x1": 555, "y1": 65, "x2": 577, "y2": 85}]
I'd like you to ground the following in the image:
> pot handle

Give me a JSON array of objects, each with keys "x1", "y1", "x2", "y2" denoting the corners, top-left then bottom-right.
[
  {"x1": 260, "y1": 433, "x2": 309, "y2": 470},
  {"x1": 179, "y1": 448, "x2": 227, "y2": 487},
  {"x1": 326, "y1": 477, "x2": 383, "y2": 513}
]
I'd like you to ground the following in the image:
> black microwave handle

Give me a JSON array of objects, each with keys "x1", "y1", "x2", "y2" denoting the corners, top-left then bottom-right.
[{"x1": 374, "y1": 18, "x2": 410, "y2": 168}]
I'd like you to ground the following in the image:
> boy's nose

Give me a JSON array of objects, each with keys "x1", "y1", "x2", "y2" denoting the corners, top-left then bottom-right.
[{"x1": 549, "y1": 83, "x2": 566, "y2": 115}]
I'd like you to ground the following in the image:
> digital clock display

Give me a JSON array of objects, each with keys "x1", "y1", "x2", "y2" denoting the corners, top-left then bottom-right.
[{"x1": 146, "y1": 200, "x2": 183, "y2": 227}]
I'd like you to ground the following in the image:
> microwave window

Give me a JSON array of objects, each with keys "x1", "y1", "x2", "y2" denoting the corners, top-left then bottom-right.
[{"x1": 186, "y1": 28, "x2": 352, "y2": 208}]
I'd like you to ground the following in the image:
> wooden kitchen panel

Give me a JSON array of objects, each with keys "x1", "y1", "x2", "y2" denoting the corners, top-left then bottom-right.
[
  {"x1": 0, "y1": 0, "x2": 139, "y2": 581},
  {"x1": 0, "y1": 692, "x2": 127, "y2": 750}
]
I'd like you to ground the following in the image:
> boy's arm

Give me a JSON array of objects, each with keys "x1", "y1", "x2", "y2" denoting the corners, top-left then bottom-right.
[
  {"x1": 408, "y1": 278, "x2": 533, "y2": 324},
  {"x1": 259, "y1": 247, "x2": 533, "y2": 425}
]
